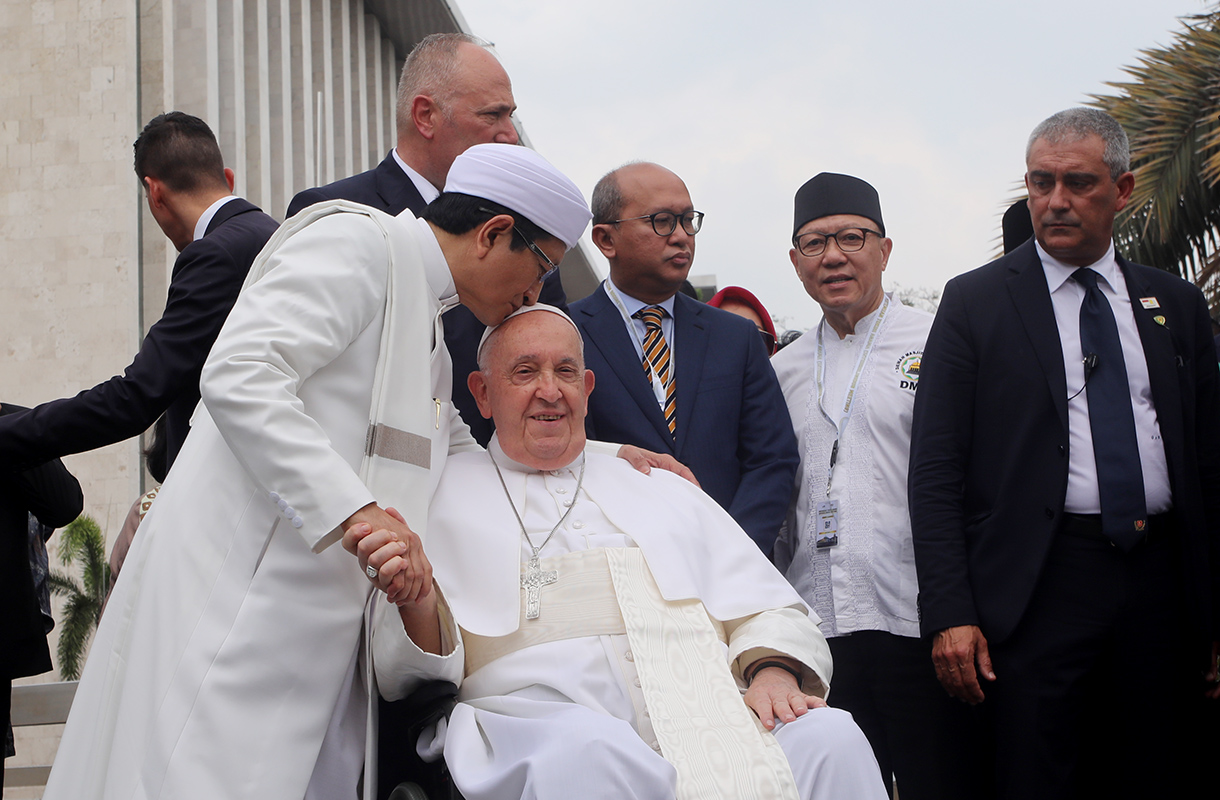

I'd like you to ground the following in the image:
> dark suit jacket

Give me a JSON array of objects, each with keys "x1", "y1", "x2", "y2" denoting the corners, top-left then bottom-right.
[
  {"x1": 1, "y1": 404, "x2": 83, "y2": 680},
  {"x1": 0, "y1": 199, "x2": 279, "y2": 472},
  {"x1": 289, "y1": 151, "x2": 568, "y2": 447},
  {"x1": 909, "y1": 239, "x2": 1220, "y2": 645},
  {"x1": 571, "y1": 286, "x2": 799, "y2": 553}
]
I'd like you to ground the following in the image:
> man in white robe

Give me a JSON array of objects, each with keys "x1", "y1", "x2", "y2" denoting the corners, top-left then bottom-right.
[
  {"x1": 44, "y1": 144, "x2": 594, "y2": 800},
  {"x1": 352, "y1": 306, "x2": 887, "y2": 800}
]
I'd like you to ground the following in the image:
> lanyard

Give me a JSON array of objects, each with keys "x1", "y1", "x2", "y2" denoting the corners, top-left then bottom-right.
[
  {"x1": 604, "y1": 279, "x2": 670, "y2": 404},
  {"x1": 813, "y1": 294, "x2": 891, "y2": 496}
]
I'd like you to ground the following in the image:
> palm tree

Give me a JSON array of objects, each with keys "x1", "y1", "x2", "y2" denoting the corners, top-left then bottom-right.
[
  {"x1": 1090, "y1": 7, "x2": 1220, "y2": 303},
  {"x1": 47, "y1": 514, "x2": 111, "y2": 680}
]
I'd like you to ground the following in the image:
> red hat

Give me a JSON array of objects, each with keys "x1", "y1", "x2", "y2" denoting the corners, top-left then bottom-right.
[{"x1": 707, "y1": 286, "x2": 778, "y2": 355}]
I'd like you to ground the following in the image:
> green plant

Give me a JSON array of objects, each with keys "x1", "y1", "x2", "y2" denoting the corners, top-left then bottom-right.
[{"x1": 47, "y1": 514, "x2": 111, "y2": 681}]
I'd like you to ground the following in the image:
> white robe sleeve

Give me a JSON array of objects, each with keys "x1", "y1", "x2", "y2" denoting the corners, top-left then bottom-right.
[
  {"x1": 200, "y1": 213, "x2": 386, "y2": 550},
  {"x1": 724, "y1": 606, "x2": 834, "y2": 698},
  {"x1": 372, "y1": 586, "x2": 465, "y2": 702}
]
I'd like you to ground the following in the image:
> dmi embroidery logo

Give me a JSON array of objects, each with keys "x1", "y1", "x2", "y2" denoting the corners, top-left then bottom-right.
[{"x1": 895, "y1": 351, "x2": 921, "y2": 390}]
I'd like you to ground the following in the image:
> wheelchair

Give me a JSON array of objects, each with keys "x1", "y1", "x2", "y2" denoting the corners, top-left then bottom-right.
[{"x1": 377, "y1": 680, "x2": 463, "y2": 800}]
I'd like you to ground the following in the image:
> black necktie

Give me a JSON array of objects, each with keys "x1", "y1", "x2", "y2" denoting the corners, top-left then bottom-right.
[{"x1": 1073, "y1": 267, "x2": 1147, "y2": 549}]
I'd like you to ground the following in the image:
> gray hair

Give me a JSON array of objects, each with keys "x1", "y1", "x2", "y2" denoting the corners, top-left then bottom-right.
[
  {"x1": 395, "y1": 32, "x2": 491, "y2": 134},
  {"x1": 1026, "y1": 108, "x2": 1130, "y2": 180}
]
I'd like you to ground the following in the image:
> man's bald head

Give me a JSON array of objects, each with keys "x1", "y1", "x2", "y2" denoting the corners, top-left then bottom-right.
[{"x1": 395, "y1": 33, "x2": 518, "y2": 189}]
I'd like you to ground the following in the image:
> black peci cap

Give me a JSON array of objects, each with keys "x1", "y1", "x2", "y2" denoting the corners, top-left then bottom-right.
[{"x1": 793, "y1": 172, "x2": 885, "y2": 239}]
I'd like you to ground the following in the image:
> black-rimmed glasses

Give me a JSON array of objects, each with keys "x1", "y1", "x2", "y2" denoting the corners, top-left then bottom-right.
[
  {"x1": 793, "y1": 227, "x2": 882, "y2": 258},
  {"x1": 513, "y1": 226, "x2": 559, "y2": 279},
  {"x1": 613, "y1": 210, "x2": 704, "y2": 237},
  {"x1": 477, "y1": 206, "x2": 560, "y2": 279}
]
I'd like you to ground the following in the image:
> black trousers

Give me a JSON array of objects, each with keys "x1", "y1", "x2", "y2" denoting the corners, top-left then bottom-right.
[
  {"x1": 987, "y1": 515, "x2": 1207, "y2": 800},
  {"x1": 827, "y1": 630, "x2": 988, "y2": 800}
]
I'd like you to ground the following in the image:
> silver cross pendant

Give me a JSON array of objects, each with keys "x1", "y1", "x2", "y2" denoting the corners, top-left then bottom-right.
[{"x1": 521, "y1": 554, "x2": 558, "y2": 620}]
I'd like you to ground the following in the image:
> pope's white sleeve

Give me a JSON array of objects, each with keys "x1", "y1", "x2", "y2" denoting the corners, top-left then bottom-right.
[
  {"x1": 372, "y1": 586, "x2": 464, "y2": 702},
  {"x1": 724, "y1": 606, "x2": 833, "y2": 698},
  {"x1": 200, "y1": 213, "x2": 385, "y2": 551}
]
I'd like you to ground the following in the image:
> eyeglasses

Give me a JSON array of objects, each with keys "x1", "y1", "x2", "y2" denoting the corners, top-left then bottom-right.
[
  {"x1": 478, "y1": 206, "x2": 559, "y2": 280},
  {"x1": 612, "y1": 210, "x2": 704, "y2": 237},
  {"x1": 513, "y1": 226, "x2": 559, "y2": 280},
  {"x1": 758, "y1": 328, "x2": 776, "y2": 354},
  {"x1": 793, "y1": 227, "x2": 882, "y2": 258}
]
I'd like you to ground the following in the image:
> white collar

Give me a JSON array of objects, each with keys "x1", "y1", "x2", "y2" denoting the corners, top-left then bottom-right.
[
  {"x1": 193, "y1": 195, "x2": 238, "y2": 242},
  {"x1": 392, "y1": 147, "x2": 441, "y2": 206},
  {"x1": 488, "y1": 433, "x2": 584, "y2": 476},
  {"x1": 606, "y1": 275, "x2": 677, "y2": 318},
  {"x1": 413, "y1": 216, "x2": 458, "y2": 305},
  {"x1": 1036, "y1": 240, "x2": 1120, "y2": 294}
]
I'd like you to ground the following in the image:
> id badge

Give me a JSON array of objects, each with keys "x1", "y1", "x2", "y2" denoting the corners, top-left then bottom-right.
[{"x1": 815, "y1": 500, "x2": 839, "y2": 548}]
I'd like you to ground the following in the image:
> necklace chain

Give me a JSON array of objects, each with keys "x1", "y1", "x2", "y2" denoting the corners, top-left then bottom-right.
[{"x1": 488, "y1": 450, "x2": 586, "y2": 558}]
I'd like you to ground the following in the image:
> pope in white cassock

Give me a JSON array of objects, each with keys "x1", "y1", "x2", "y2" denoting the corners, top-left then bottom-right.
[
  {"x1": 351, "y1": 305, "x2": 888, "y2": 800},
  {"x1": 43, "y1": 144, "x2": 597, "y2": 800}
]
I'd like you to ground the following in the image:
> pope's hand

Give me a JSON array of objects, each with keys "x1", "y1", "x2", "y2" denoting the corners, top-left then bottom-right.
[
  {"x1": 616, "y1": 445, "x2": 700, "y2": 486},
  {"x1": 743, "y1": 663, "x2": 826, "y2": 730},
  {"x1": 342, "y1": 503, "x2": 432, "y2": 605}
]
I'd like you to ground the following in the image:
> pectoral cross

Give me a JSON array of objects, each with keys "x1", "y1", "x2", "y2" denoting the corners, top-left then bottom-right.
[{"x1": 521, "y1": 554, "x2": 557, "y2": 620}]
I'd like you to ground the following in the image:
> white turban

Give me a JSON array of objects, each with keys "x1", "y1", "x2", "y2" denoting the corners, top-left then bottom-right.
[
  {"x1": 444, "y1": 143, "x2": 591, "y2": 248},
  {"x1": 477, "y1": 303, "x2": 580, "y2": 363}
]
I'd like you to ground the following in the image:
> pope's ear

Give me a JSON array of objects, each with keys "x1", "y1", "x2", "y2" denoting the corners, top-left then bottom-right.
[{"x1": 468, "y1": 370, "x2": 494, "y2": 420}]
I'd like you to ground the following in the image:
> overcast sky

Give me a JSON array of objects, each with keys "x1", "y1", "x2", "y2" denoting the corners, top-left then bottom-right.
[{"x1": 454, "y1": 0, "x2": 1208, "y2": 330}]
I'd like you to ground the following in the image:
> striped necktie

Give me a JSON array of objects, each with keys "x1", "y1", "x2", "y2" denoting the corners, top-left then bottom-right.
[{"x1": 634, "y1": 306, "x2": 676, "y2": 437}]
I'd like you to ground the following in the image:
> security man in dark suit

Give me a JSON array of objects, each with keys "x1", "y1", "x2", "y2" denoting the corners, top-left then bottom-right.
[
  {"x1": 287, "y1": 32, "x2": 565, "y2": 447},
  {"x1": 571, "y1": 162, "x2": 798, "y2": 554},
  {"x1": 0, "y1": 112, "x2": 279, "y2": 473},
  {"x1": 909, "y1": 107, "x2": 1220, "y2": 800}
]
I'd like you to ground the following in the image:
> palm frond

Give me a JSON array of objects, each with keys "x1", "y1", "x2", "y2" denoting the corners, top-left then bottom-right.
[{"x1": 1088, "y1": 9, "x2": 1220, "y2": 296}]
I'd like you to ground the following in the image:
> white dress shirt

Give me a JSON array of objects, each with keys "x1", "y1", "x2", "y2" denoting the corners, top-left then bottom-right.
[
  {"x1": 392, "y1": 147, "x2": 440, "y2": 207},
  {"x1": 192, "y1": 194, "x2": 239, "y2": 242},
  {"x1": 1037, "y1": 241, "x2": 1171, "y2": 514},
  {"x1": 604, "y1": 276, "x2": 677, "y2": 408}
]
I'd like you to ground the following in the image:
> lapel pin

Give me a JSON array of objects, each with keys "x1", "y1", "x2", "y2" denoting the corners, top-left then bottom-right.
[
  {"x1": 1139, "y1": 297, "x2": 1160, "y2": 309},
  {"x1": 1154, "y1": 315, "x2": 1167, "y2": 326}
]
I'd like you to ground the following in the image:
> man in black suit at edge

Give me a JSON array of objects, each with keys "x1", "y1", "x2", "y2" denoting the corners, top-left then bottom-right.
[
  {"x1": 0, "y1": 112, "x2": 279, "y2": 473},
  {"x1": 288, "y1": 32, "x2": 565, "y2": 447},
  {"x1": 908, "y1": 107, "x2": 1220, "y2": 800}
]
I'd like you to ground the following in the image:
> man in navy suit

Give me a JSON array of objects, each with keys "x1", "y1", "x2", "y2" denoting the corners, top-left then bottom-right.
[
  {"x1": 0, "y1": 112, "x2": 278, "y2": 473},
  {"x1": 287, "y1": 32, "x2": 564, "y2": 447},
  {"x1": 909, "y1": 108, "x2": 1220, "y2": 799},
  {"x1": 572, "y1": 162, "x2": 797, "y2": 554}
]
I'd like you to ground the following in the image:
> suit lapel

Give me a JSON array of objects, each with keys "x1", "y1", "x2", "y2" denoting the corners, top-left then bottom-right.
[
  {"x1": 1005, "y1": 241, "x2": 1070, "y2": 432},
  {"x1": 672, "y1": 295, "x2": 708, "y2": 455},
  {"x1": 375, "y1": 153, "x2": 428, "y2": 216},
  {"x1": 580, "y1": 287, "x2": 675, "y2": 447}
]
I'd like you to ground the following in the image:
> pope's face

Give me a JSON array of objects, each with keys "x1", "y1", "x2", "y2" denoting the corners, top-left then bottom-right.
[
  {"x1": 470, "y1": 313, "x2": 594, "y2": 471},
  {"x1": 1025, "y1": 133, "x2": 1134, "y2": 267}
]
